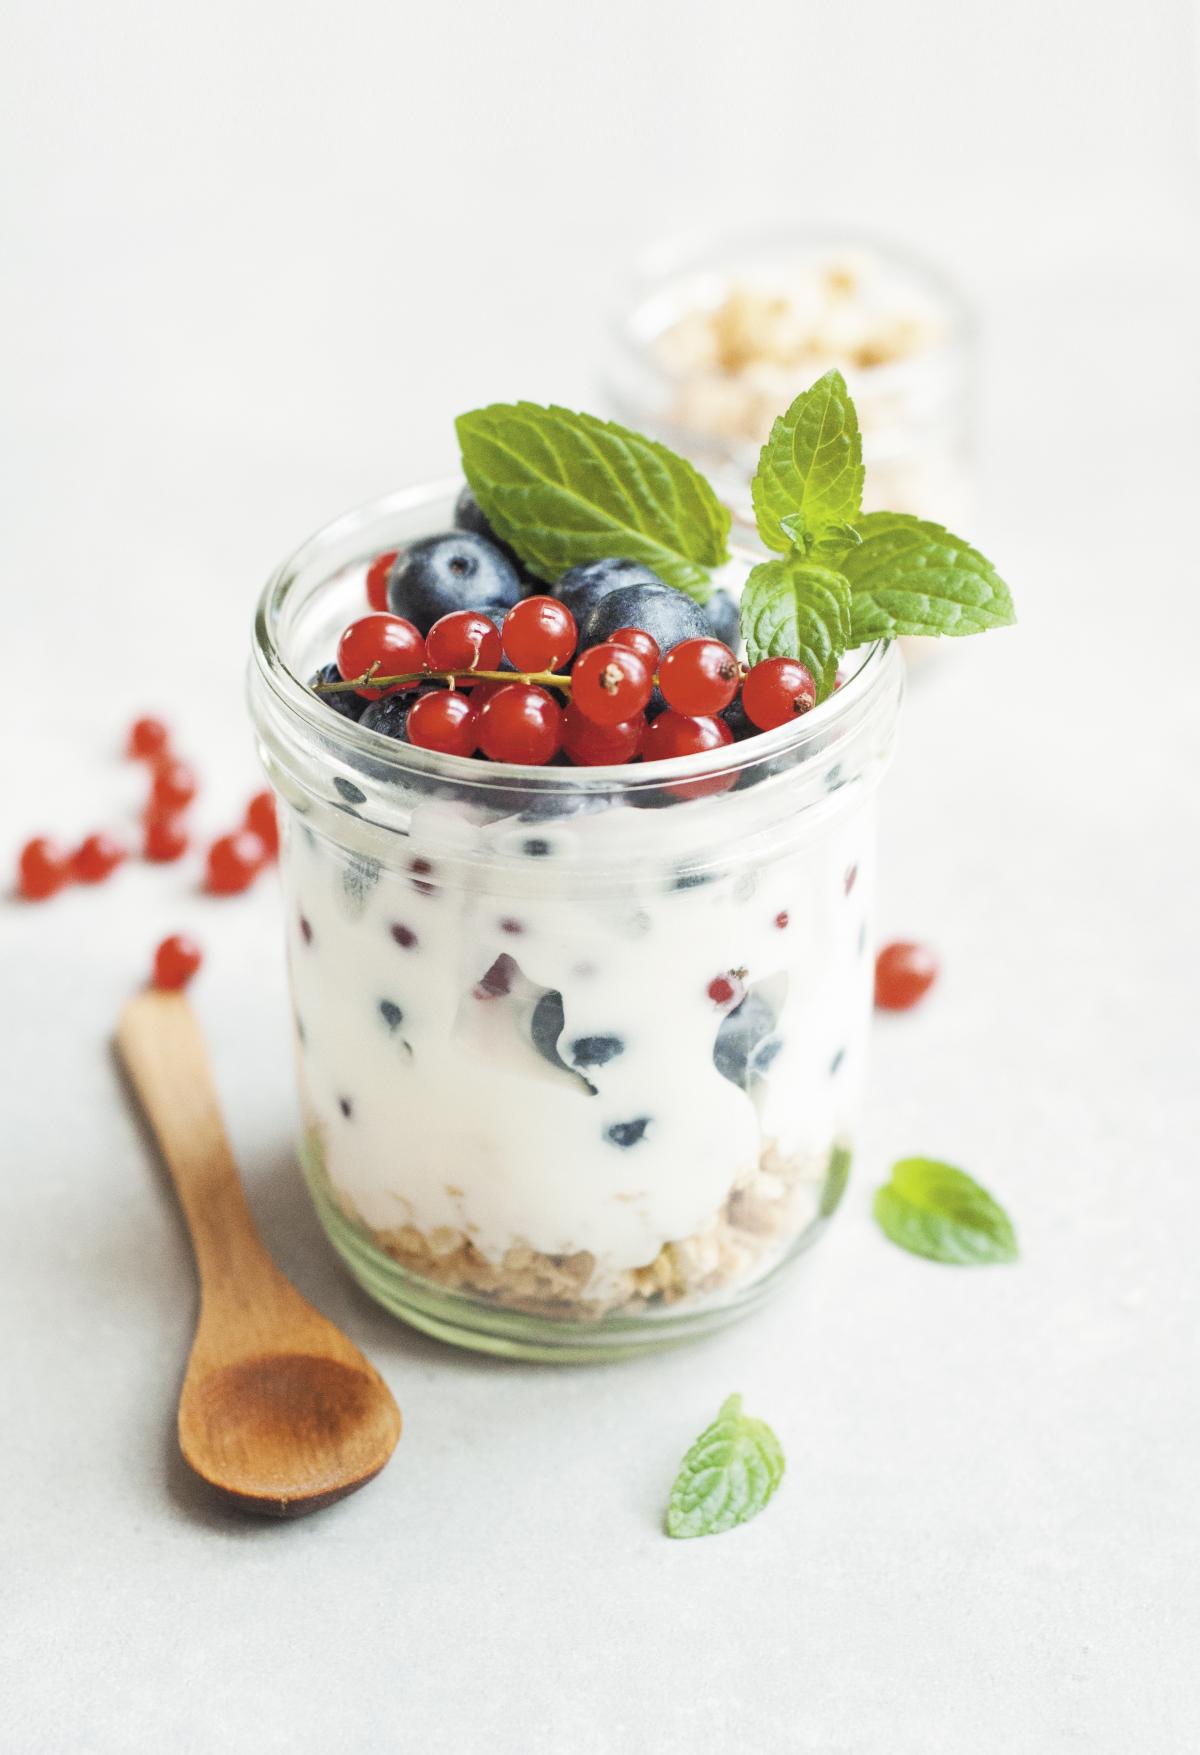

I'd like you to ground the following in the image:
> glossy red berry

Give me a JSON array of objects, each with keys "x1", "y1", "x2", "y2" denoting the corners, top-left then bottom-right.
[
  {"x1": 571, "y1": 642, "x2": 653, "y2": 727},
  {"x1": 72, "y1": 833, "x2": 127, "y2": 884},
  {"x1": 406, "y1": 690, "x2": 479, "y2": 757},
  {"x1": 152, "y1": 933, "x2": 203, "y2": 992},
  {"x1": 244, "y1": 791, "x2": 279, "y2": 857},
  {"x1": 336, "y1": 614, "x2": 426, "y2": 700},
  {"x1": 150, "y1": 759, "x2": 198, "y2": 813},
  {"x1": 127, "y1": 717, "x2": 170, "y2": 761},
  {"x1": 875, "y1": 942, "x2": 939, "y2": 1012},
  {"x1": 476, "y1": 684, "x2": 563, "y2": 765},
  {"x1": 143, "y1": 813, "x2": 189, "y2": 862},
  {"x1": 641, "y1": 711, "x2": 735, "y2": 799},
  {"x1": 742, "y1": 657, "x2": 818, "y2": 730},
  {"x1": 609, "y1": 626, "x2": 660, "y2": 670},
  {"x1": 425, "y1": 610, "x2": 502, "y2": 676},
  {"x1": 658, "y1": 638, "x2": 740, "y2": 715},
  {"x1": 206, "y1": 830, "x2": 268, "y2": 895},
  {"x1": 707, "y1": 971, "x2": 746, "y2": 1009},
  {"x1": 501, "y1": 596, "x2": 577, "y2": 672},
  {"x1": 17, "y1": 837, "x2": 72, "y2": 900},
  {"x1": 560, "y1": 702, "x2": 644, "y2": 765},
  {"x1": 366, "y1": 550, "x2": 399, "y2": 612}
]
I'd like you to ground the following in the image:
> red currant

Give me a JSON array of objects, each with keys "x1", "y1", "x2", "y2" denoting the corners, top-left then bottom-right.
[
  {"x1": 658, "y1": 638, "x2": 740, "y2": 715},
  {"x1": 425, "y1": 610, "x2": 502, "y2": 676},
  {"x1": 336, "y1": 614, "x2": 426, "y2": 700},
  {"x1": 366, "y1": 550, "x2": 398, "y2": 612},
  {"x1": 206, "y1": 830, "x2": 268, "y2": 895},
  {"x1": 143, "y1": 813, "x2": 188, "y2": 862},
  {"x1": 742, "y1": 657, "x2": 818, "y2": 730},
  {"x1": 244, "y1": 791, "x2": 279, "y2": 857},
  {"x1": 571, "y1": 642, "x2": 652, "y2": 726},
  {"x1": 476, "y1": 683, "x2": 562, "y2": 765},
  {"x1": 72, "y1": 833, "x2": 127, "y2": 883},
  {"x1": 610, "y1": 626, "x2": 660, "y2": 670},
  {"x1": 560, "y1": 702, "x2": 644, "y2": 766},
  {"x1": 153, "y1": 933, "x2": 203, "y2": 992},
  {"x1": 875, "y1": 942, "x2": 939, "y2": 1012},
  {"x1": 501, "y1": 596, "x2": 577, "y2": 672},
  {"x1": 17, "y1": 837, "x2": 71, "y2": 900},
  {"x1": 707, "y1": 971, "x2": 746, "y2": 1009},
  {"x1": 150, "y1": 759, "x2": 198, "y2": 813},
  {"x1": 406, "y1": 690, "x2": 479, "y2": 757},
  {"x1": 641, "y1": 711, "x2": 735, "y2": 799},
  {"x1": 127, "y1": 716, "x2": 170, "y2": 760}
]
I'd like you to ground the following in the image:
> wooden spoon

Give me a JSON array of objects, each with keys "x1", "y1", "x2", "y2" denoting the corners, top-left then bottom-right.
[{"x1": 117, "y1": 990, "x2": 401, "y2": 1517}]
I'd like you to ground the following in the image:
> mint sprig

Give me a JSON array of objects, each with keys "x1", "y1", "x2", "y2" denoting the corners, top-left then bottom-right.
[
  {"x1": 751, "y1": 368, "x2": 864, "y2": 553},
  {"x1": 455, "y1": 402, "x2": 730, "y2": 602},
  {"x1": 666, "y1": 1394, "x2": 785, "y2": 1540},
  {"x1": 740, "y1": 557, "x2": 850, "y2": 700},
  {"x1": 873, "y1": 1158, "x2": 1018, "y2": 1265},
  {"x1": 842, "y1": 512, "x2": 1016, "y2": 641}
]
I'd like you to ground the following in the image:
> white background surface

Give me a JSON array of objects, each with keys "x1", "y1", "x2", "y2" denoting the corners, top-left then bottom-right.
[{"x1": 3, "y1": 3, "x2": 1200, "y2": 1751}]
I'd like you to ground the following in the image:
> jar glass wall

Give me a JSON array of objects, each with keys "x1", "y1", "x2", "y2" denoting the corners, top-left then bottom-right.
[{"x1": 249, "y1": 486, "x2": 904, "y2": 1360}]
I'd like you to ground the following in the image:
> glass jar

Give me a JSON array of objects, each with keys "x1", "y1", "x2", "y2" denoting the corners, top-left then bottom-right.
[
  {"x1": 605, "y1": 225, "x2": 976, "y2": 532},
  {"x1": 249, "y1": 484, "x2": 904, "y2": 1360}
]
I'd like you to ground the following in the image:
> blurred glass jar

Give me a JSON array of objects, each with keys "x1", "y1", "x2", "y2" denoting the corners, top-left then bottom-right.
[{"x1": 605, "y1": 226, "x2": 976, "y2": 531}]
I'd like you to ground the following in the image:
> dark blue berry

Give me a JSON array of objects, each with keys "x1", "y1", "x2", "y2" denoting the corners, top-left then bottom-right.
[
  {"x1": 360, "y1": 683, "x2": 444, "y2": 743},
  {"x1": 522, "y1": 837, "x2": 552, "y2": 857},
  {"x1": 387, "y1": 532, "x2": 521, "y2": 633},
  {"x1": 531, "y1": 989, "x2": 567, "y2": 1069},
  {"x1": 720, "y1": 696, "x2": 757, "y2": 742},
  {"x1": 554, "y1": 557, "x2": 666, "y2": 624},
  {"x1": 606, "y1": 1118, "x2": 650, "y2": 1148},
  {"x1": 713, "y1": 992, "x2": 778, "y2": 1088},
  {"x1": 706, "y1": 589, "x2": 740, "y2": 648},
  {"x1": 379, "y1": 1000, "x2": 404, "y2": 1030},
  {"x1": 577, "y1": 581, "x2": 709, "y2": 658},
  {"x1": 338, "y1": 1095, "x2": 354, "y2": 1118},
  {"x1": 334, "y1": 777, "x2": 366, "y2": 806},
  {"x1": 454, "y1": 484, "x2": 524, "y2": 574},
  {"x1": 310, "y1": 661, "x2": 367, "y2": 721},
  {"x1": 568, "y1": 1034, "x2": 625, "y2": 1070}
]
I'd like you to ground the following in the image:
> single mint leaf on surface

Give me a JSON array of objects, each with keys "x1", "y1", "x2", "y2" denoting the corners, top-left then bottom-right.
[
  {"x1": 874, "y1": 1158, "x2": 1018, "y2": 1265},
  {"x1": 739, "y1": 556, "x2": 851, "y2": 700},
  {"x1": 666, "y1": 1394, "x2": 785, "y2": 1540},
  {"x1": 751, "y1": 369, "x2": 864, "y2": 553},
  {"x1": 842, "y1": 512, "x2": 1016, "y2": 642},
  {"x1": 455, "y1": 402, "x2": 730, "y2": 602}
]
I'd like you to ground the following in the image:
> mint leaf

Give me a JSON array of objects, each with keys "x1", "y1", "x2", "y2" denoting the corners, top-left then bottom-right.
[
  {"x1": 751, "y1": 369, "x2": 864, "y2": 553},
  {"x1": 874, "y1": 1158, "x2": 1018, "y2": 1265},
  {"x1": 739, "y1": 556, "x2": 851, "y2": 700},
  {"x1": 666, "y1": 1394, "x2": 785, "y2": 1540},
  {"x1": 456, "y1": 403, "x2": 730, "y2": 602},
  {"x1": 842, "y1": 512, "x2": 1015, "y2": 641}
]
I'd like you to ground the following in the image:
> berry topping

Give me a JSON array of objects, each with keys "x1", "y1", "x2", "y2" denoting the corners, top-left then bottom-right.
[
  {"x1": 609, "y1": 625, "x2": 660, "y2": 670},
  {"x1": 707, "y1": 971, "x2": 747, "y2": 1010},
  {"x1": 554, "y1": 557, "x2": 664, "y2": 623},
  {"x1": 17, "y1": 837, "x2": 71, "y2": 901},
  {"x1": 568, "y1": 1034, "x2": 625, "y2": 1070},
  {"x1": 150, "y1": 759, "x2": 198, "y2": 813},
  {"x1": 387, "y1": 531, "x2": 521, "y2": 632},
  {"x1": 577, "y1": 579, "x2": 709, "y2": 660},
  {"x1": 206, "y1": 830, "x2": 268, "y2": 895},
  {"x1": 706, "y1": 589, "x2": 740, "y2": 648},
  {"x1": 406, "y1": 690, "x2": 479, "y2": 758},
  {"x1": 378, "y1": 999, "x2": 404, "y2": 1030},
  {"x1": 875, "y1": 941, "x2": 939, "y2": 1011},
  {"x1": 476, "y1": 683, "x2": 563, "y2": 765},
  {"x1": 658, "y1": 638, "x2": 741, "y2": 716},
  {"x1": 571, "y1": 642, "x2": 653, "y2": 726},
  {"x1": 152, "y1": 933, "x2": 203, "y2": 992},
  {"x1": 309, "y1": 661, "x2": 369, "y2": 721},
  {"x1": 127, "y1": 717, "x2": 170, "y2": 761},
  {"x1": 641, "y1": 710, "x2": 734, "y2": 763},
  {"x1": 243, "y1": 791, "x2": 279, "y2": 857},
  {"x1": 390, "y1": 923, "x2": 417, "y2": 948},
  {"x1": 774, "y1": 910, "x2": 790, "y2": 929},
  {"x1": 366, "y1": 550, "x2": 399, "y2": 612},
  {"x1": 425, "y1": 610, "x2": 502, "y2": 675},
  {"x1": 453, "y1": 484, "x2": 520, "y2": 567},
  {"x1": 142, "y1": 813, "x2": 188, "y2": 863},
  {"x1": 501, "y1": 596, "x2": 577, "y2": 672},
  {"x1": 741, "y1": 657, "x2": 818, "y2": 731},
  {"x1": 530, "y1": 989, "x2": 568, "y2": 1069},
  {"x1": 334, "y1": 777, "x2": 367, "y2": 805},
  {"x1": 72, "y1": 833, "x2": 127, "y2": 884},
  {"x1": 360, "y1": 691, "x2": 420, "y2": 741},
  {"x1": 336, "y1": 614, "x2": 426, "y2": 700},
  {"x1": 606, "y1": 1118, "x2": 650, "y2": 1148},
  {"x1": 560, "y1": 702, "x2": 644, "y2": 766},
  {"x1": 474, "y1": 953, "x2": 517, "y2": 999}
]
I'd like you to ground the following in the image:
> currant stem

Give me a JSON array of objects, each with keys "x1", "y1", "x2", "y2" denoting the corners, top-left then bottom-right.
[{"x1": 313, "y1": 668, "x2": 575, "y2": 696}]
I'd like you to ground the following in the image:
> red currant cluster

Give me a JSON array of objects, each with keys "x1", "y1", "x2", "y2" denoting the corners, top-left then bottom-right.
[{"x1": 327, "y1": 587, "x2": 820, "y2": 770}]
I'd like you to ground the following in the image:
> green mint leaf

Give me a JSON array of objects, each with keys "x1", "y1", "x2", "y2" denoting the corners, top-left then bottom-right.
[
  {"x1": 455, "y1": 402, "x2": 730, "y2": 602},
  {"x1": 842, "y1": 512, "x2": 1016, "y2": 642},
  {"x1": 778, "y1": 512, "x2": 810, "y2": 551},
  {"x1": 751, "y1": 369, "x2": 864, "y2": 553},
  {"x1": 666, "y1": 1394, "x2": 785, "y2": 1540},
  {"x1": 810, "y1": 520, "x2": 862, "y2": 563},
  {"x1": 873, "y1": 1158, "x2": 1019, "y2": 1265},
  {"x1": 739, "y1": 556, "x2": 851, "y2": 700}
]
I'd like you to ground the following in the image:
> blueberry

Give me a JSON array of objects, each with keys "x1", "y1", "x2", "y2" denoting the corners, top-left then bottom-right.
[
  {"x1": 522, "y1": 837, "x2": 552, "y2": 857},
  {"x1": 359, "y1": 684, "x2": 444, "y2": 743},
  {"x1": 568, "y1": 1034, "x2": 625, "y2": 1070},
  {"x1": 606, "y1": 1118, "x2": 650, "y2": 1148},
  {"x1": 577, "y1": 581, "x2": 710, "y2": 658},
  {"x1": 531, "y1": 990, "x2": 568, "y2": 1069},
  {"x1": 333, "y1": 777, "x2": 366, "y2": 806},
  {"x1": 706, "y1": 589, "x2": 740, "y2": 649},
  {"x1": 554, "y1": 557, "x2": 666, "y2": 624},
  {"x1": 387, "y1": 532, "x2": 521, "y2": 633},
  {"x1": 309, "y1": 661, "x2": 367, "y2": 722},
  {"x1": 338, "y1": 1096, "x2": 354, "y2": 1119},
  {"x1": 713, "y1": 992, "x2": 778, "y2": 1088},
  {"x1": 379, "y1": 999, "x2": 404, "y2": 1030},
  {"x1": 720, "y1": 696, "x2": 757, "y2": 742}
]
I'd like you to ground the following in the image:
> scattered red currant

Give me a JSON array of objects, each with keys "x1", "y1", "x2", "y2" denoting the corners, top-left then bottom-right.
[
  {"x1": 244, "y1": 791, "x2": 279, "y2": 857},
  {"x1": 742, "y1": 657, "x2": 818, "y2": 730},
  {"x1": 127, "y1": 716, "x2": 170, "y2": 761},
  {"x1": 150, "y1": 759, "x2": 198, "y2": 813},
  {"x1": 406, "y1": 690, "x2": 479, "y2": 757},
  {"x1": 336, "y1": 614, "x2": 426, "y2": 700},
  {"x1": 658, "y1": 638, "x2": 740, "y2": 716},
  {"x1": 610, "y1": 626, "x2": 660, "y2": 670},
  {"x1": 875, "y1": 942, "x2": 939, "y2": 1012},
  {"x1": 560, "y1": 702, "x2": 644, "y2": 766},
  {"x1": 425, "y1": 610, "x2": 502, "y2": 675},
  {"x1": 153, "y1": 933, "x2": 203, "y2": 992},
  {"x1": 17, "y1": 837, "x2": 72, "y2": 901},
  {"x1": 476, "y1": 684, "x2": 563, "y2": 765},
  {"x1": 72, "y1": 833, "x2": 127, "y2": 884},
  {"x1": 501, "y1": 596, "x2": 577, "y2": 672},
  {"x1": 206, "y1": 830, "x2": 268, "y2": 895},
  {"x1": 143, "y1": 813, "x2": 188, "y2": 862},
  {"x1": 365, "y1": 550, "x2": 398, "y2": 612},
  {"x1": 571, "y1": 642, "x2": 652, "y2": 726}
]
